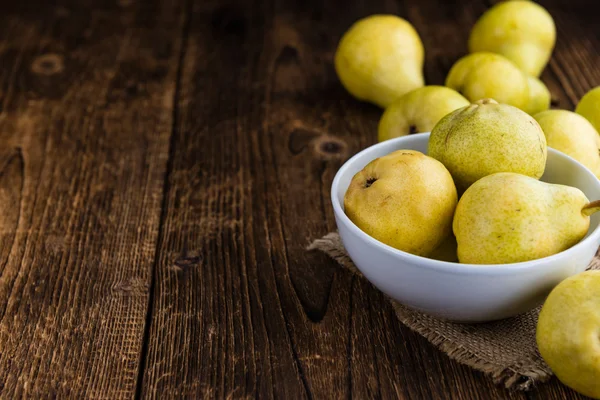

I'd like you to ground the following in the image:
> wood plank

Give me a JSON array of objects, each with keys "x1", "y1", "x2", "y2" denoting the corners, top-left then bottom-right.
[
  {"x1": 142, "y1": 0, "x2": 600, "y2": 398},
  {"x1": 0, "y1": 0, "x2": 184, "y2": 397}
]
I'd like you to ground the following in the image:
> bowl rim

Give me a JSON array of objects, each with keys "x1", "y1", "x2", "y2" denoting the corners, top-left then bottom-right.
[{"x1": 331, "y1": 132, "x2": 600, "y2": 275}]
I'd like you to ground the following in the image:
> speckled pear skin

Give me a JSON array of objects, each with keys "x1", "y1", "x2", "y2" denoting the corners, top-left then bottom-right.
[
  {"x1": 344, "y1": 150, "x2": 457, "y2": 256},
  {"x1": 537, "y1": 271, "x2": 600, "y2": 399},
  {"x1": 428, "y1": 98, "x2": 547, "y2": 192},
  {"x1": 453, "y1": 173, "x2": 591, "y2": 265}
]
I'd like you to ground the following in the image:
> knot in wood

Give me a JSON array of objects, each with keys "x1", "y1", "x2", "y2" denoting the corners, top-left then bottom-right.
[
  {"x1": 312, "y1": 135, "x2": 348, "y2": 161},
  {"x1": 173, "y1": 250, "x2": 202, "y2": 271},
  {"x1": 31, "y1": 54, "x2": 64, "y2": 76}
]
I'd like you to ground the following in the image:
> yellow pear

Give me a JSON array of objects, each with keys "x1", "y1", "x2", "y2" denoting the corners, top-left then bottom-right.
[
  {"x1": 445, "y1": 52, "x2": 529, "y2": 109},
  {"x1": 469, "y1": 0, "x2": 556, "y2": 77},
  {"x1": 535, "y1": 110, "x2": 600, "y2": 178},
  {"x1": 378, "y1": 86, "x2": 470, "y2": 142},
  {"x1": 524, "y1": 76, "x2": 551, "y2": 115},
  {"x1": 344, "y1": 150, "x2": 457, "y2": 256},
  {"x1": 576, "y1": 86, "x2": 600, "y2": 134},
  {"x1": 537, "y1": 270, "x2": 600, "y2": 399},
  {"x1": 453, "y1": 173, "x2": 600, "y2": 264},
  {"x1": 429, "y1": 98, "x2": 547, "y2": 192},
  {"x1": 335, "y1": 15, "x2": 424, "y2": 108}
]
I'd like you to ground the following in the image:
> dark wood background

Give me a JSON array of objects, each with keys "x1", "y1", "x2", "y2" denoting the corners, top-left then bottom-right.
[{"x1": 0, "y1": 0, "x2": 597, "y2": 398}]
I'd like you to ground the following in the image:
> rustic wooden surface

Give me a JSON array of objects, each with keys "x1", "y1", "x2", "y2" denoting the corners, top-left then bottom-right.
[{"x1": 0, "y1": 0, "x2": 597, "y2": 398}]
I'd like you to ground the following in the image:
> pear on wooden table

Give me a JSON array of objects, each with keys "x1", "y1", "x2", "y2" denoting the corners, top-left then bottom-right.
[
  {"x1": 335, "y1": 15, "x2": 424, "y2": 108},
  {"x1": 378, "y1": 86, "x2": 469, "y2": 142},
  {"x1": 468, "y1": 0, "x2": 556, "y2": 77}
]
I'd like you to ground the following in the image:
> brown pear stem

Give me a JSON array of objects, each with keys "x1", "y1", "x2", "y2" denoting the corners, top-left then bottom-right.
[{"x1": 582, "y1": 200, "x2": 600, "y2": 216}]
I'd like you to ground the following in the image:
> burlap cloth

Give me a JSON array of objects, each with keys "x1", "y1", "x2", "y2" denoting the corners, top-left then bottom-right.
[{"x1": 308, "y1": 232, "x2": 600, "y2": 391}]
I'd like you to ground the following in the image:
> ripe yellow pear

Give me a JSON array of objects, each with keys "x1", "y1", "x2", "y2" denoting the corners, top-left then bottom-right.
[
  {"x1": 335, "y1": 15, "x2": 425, "y2": 108},
  {"x1": 576, "y1": 86, "x2": 600, "y2": 134},
  {"x1": 344, "y1": 150, "x2": 457, "y2": 256},
  {"x1": 537, "y1": 270, "x2": 600, "y2": 399},
  {"x1": 535, "y1": 110, "x2": 600, "y2": 179},
  {"x1": 378, "y1": 86, "x2": 470, "y2": 142},
  {"x1": 429, "y1": 99, "x2": 547, "y2": 192},
  {"x1": 445, "y1": 52, "x2": 529, "y2": 109},
  {"x1": 453, "y1": 173, "x2": 600, "y2": 264},
  {"x1": 469, "y1": 0, "x2": 556, "y2": 77},
  {"x1": 524, "y1": 76, "x2": 551, "y2": 115}
]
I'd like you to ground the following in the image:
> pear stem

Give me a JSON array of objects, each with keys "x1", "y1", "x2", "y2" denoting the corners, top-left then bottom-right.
[{"x1": 582, "y1": 200, "x2": 600, "y2": 216}]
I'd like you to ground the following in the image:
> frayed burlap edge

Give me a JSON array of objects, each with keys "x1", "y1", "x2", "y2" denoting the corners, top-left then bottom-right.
[{"x1": 307, "y1": 232, "x2": 554, "y2": 391}]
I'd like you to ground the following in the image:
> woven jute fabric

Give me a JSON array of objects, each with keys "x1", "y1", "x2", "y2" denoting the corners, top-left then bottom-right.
[{"x1": 308, "y1": 232, "x2": 600, "y2": 391}]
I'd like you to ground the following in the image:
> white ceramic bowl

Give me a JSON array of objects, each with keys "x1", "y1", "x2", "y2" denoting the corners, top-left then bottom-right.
[{"x1": 332, "y1": 133, "x2": 600, "y2": 322}]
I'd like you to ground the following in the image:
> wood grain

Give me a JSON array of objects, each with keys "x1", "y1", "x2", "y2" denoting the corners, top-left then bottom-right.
[
  {"x1": 0, "y1": 0, "x2": 184, "y2": 397},
  {"x1": 141, "y1": 0, "x2": 598, "y2": 399},
  {"x1": 0, "y1": 0, "x2": 597, "y2": 398}
]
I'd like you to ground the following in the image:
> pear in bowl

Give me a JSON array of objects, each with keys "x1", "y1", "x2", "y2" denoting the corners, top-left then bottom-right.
[
  {"x1": 344, "y1": 149, "x2": 457, "y2": 256},
  {"x1": 454, "y1": 172, "x2": 600, "y2": 264},
  {"x1": 429, "y1": 98, "x2": 546, "y2": 192},
  {"x1": 332, "y1": 133, "x2": 600, "y2": 321}
]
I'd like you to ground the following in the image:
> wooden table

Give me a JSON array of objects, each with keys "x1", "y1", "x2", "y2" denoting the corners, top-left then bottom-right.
[{"x1": 0, "y1": 0, "x2": 596, "y2": 398}]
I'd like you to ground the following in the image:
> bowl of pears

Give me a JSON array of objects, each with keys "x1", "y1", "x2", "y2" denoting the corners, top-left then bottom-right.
[{"x1": 332, "y1": 99, "x2": 600, "y2": 322}]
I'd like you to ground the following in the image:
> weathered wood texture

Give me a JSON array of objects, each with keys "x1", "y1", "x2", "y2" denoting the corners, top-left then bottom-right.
[
  {"x1": 0, "y1": 0, "x2": 598, "y2": 398},
  {"x1": 0, "y1": 0, "x2": 184, "y2": 397},
  {"x1": 141, "y1": 0, "x2": 598, "y2": 399}
]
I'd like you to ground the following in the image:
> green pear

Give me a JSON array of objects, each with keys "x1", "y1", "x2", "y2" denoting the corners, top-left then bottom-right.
[
  {"x1": 378, "y1": 86, "x2": 470, "y2": 142},
  {"x1": 576, "y1": 86, "x2": 600, "y2": 134},
  {"x1": 535, "y1": 110, "x2": 600, "y2": 178},
  {"x1": 428, "y1": 98, "x2": 547, "y2": 192},
  {"x1": 453, "y1": 172, "x2": 600, "y2": 264},
  {"x1": 344, "y1": 150, "x2": 457, "y2": 256},
  {"x1": 537, "y1": 270, "x2": 600, "y2": 399},
  {"x1": 468, "y1": 0, "x2": 556, "y2": 77},
  {"x1": 445, "y1": 52, "x2": 529, "y2": 110},
  {"x1": 524, "y1": 76, "x2": 551, "y2": 115},
  {"x1": 335, "y1": 15, "x2": 425, "y2": 108}
]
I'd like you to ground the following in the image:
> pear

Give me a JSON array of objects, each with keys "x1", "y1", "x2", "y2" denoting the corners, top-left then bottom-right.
[
  {"x1": 453, "y1": 172, "x2": 600, "y2": 264},
  {"x1": 537, "y1": 271, "x2": 600, "y2": 399},
  {"x1": 524, "y1": 76, "x2": 551, "y2": 115},
  {"x1": 468, "y1": 0, "x2": 556, "y2": 77},
  {"x1": 576, "y1": 86, "x2": 600, "y2": 134},
  {"x1": 378, "y1": 86, "x2": 470, "y2": 142},
  {"x1": 428, "y1": 98, "x2": 547, "y2": 192},
  {"x1": 335, "y1": 15, "x2": 424, "y2": 108},
  {"x1": 427, "y1": 234, "x2": 458, "y2": 263},
  {"x1": 445, "y1": 52, "x2": 529, "y2": 110},
  {"x1": 535, "y1": 110, "x2": 600, "y2": 179},
  {"x1": 344, "y1": 150, "x2": 457, "y2": 256}
]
